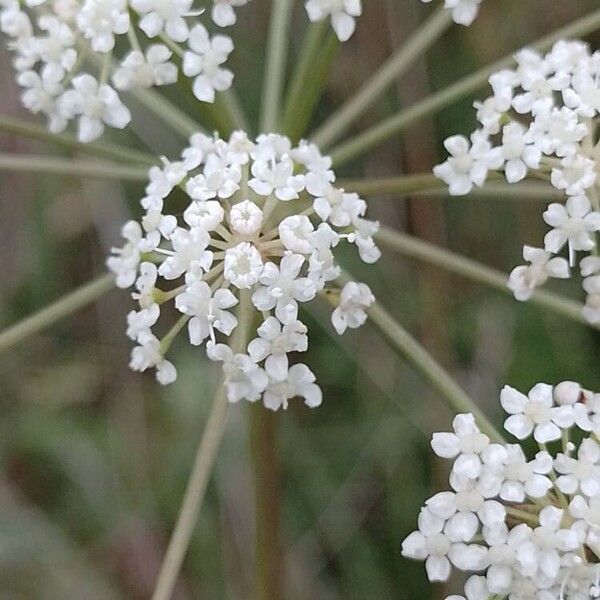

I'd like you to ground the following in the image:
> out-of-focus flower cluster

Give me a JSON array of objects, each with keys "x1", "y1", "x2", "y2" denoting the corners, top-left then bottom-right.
[
  {"x1": 402, "y1": 380, "x2": 600, "y2": 599},
  {"x1": 0, "y1": 0, "x2": 364, "y2": 144},
  {"x1": 304, "y1": 0, "x2": 362, "y2": 42},
  {"x1": 432, "y1": 40, "x2": 600, "y2": 324},
  {"x1": 0, "y1": 0, "x2": 250, "y2": 141},
  {"x1": 107, "y1": 131, "x2": 378, "y2": 409},
  {"x1": 419, "y1": 0, "x2": 484, "y2": 26}
]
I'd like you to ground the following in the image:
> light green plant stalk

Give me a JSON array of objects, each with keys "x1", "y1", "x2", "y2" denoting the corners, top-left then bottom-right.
[
  {"x1": 128, "y1": 85, "x2": 203, "y2": 138},
  {"x1": 0, "y1": 273, "x2": 114, "y2": 354},
  {"x1": 0, "y1": 154, "x2": 148, "y2": 180},
  {"x1": 339, "y1": 174, "x2": 561, "y2": 200},
  {"x1": 281, "y1": 21, "x2": 339, "y2": 142},
  {"x1": 150, "y1": 385, "x2": 229, "y2": 600},
  {"x1": 330, "y1": 8, "x2": 600, "y2": 167},
  {"x1": 365, "y1": 300, "x2": 505, "y2": 443},
  {"x1": 260, "y1": 0, "x2": 293, "y2": 132},
  {"x1": 312, "y1": 6, "x2": 452, "y2": 149},
  {"x1": 376, "y1": 226, "x2": 596, "y2": 329},
  {"x1": 220, "y1": 89, "x2": 250, "y2": 133},
  {"x1": 0, "y1": 115, "x2": 155, "y2": 165},
  {"x1": 151, "y1": 291, "x2": 253, "y2": 600}
]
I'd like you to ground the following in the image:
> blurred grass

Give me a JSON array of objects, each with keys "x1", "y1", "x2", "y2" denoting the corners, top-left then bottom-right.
[{"x1": 1, "y1": 1, "x2": 600, "y2": 598}]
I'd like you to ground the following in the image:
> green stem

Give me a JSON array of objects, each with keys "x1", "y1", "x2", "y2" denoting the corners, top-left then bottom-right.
[
  {"x1": 281, "y1": 22, "x2": 339, "y2": 142},
  {"x1": 260, "y1": 0, "x2": 293, "y2": 132},
  {"x1": 151, "y1": 291, "x2": 253, "y2": 600},
  {"x1": 339, "y1": 174, "x2": 561, "y2": 200},
  {"x1": 220, "y1": 89, "x2": 250, "y2": 133},
  {"x1": 329, "y1": 8, "x2": 600, "y2": 167},
  {"x1": 376, "y1": 226, "x2": 596, "y2": 330},
  {"x1": 366, "y1": 300, "x2": 504, "y2": 443},
  {"x1": 0, "y1": 153, "x2": 148, "y2": 180},
  {"x1": 250, "y1": 406, "x2": 283, "y2": 600},
  {"x1": 128, "y1": 86, "x2": 202, "y2": 138},
  {"x1": 312, "y1": 7, "x2": 452, "y2": 149},
  {"x1": 150, "y1": 384, "x2": 230, "y2": 600},
  {"x1": 0, "y1": 273, "x2": 114, "y2": 354},
  {"x1": 0, "y1": 115, "x2": 155, "y2": 165}
]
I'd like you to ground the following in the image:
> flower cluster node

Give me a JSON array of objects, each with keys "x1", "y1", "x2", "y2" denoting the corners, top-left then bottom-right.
[{"x1": 107, "y1": 131, "x2": 378, "y2": 409}]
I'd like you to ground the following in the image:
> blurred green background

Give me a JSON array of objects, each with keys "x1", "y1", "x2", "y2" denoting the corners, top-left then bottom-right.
[{"x1": 1, "y1": 1, "x2": 599, "y2": 598}]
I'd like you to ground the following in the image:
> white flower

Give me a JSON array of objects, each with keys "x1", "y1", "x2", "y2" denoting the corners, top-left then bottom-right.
[
  {"x1": 433, "y1": 132, "x2": 503, "y2": 196},
  {"x1": 500, "y1": 122, "x2": 541, "y2": 183},
  {"x1": 401, "y1": 509, "x2": 486, "y2": 582},
  {"x1": 183, "y1": 200, "x2": 225, "y2": 231},
  {"x1": 58, "y1": 74, "x2": 131, "y2": 142},
  {"x1": 563, "y1": 67, "x2": 600, "y2": 117},
  {"x1": 431, "y1": 413, "x2": 489, "y2": 479},
  {"x1": 569, "y1": 495, "x2": 600, "y2": 552},
  {"x1": 525, "y1": 106, "x2": 587, "y2": 157},
  {"x1": 306, "y1": 173, "x2": 365, "y2": 227},
  {"x1": 131, "y1": 0, "x2": 193, "y2": 42},
  {"x1": 126, "y1": 304, "x2": 160, "y2": 341},
  {"x1": 500, "y1": 383, "x2": 574, "y2": 443},
  {"x1": 17, "y1": 68, "x2": 66, "y2": 133},
  {"x1": 112, "y1": 45, "x2": 178, "y2": 90},
  {"x1": 77, "y1": 0, "x2": 129, "y2": 52},
  {"x1": 516, "y1": 506, "x2": 579, "y2": 580},
  {"x1": 331, "y1": 281, "x2": 374, "y2": 335},
  {"x1": 140, "y1": 196, "x2": 177, "y2": 250},
  {"x1": 248, "y1": 317, "x2": 308, "y2": 380},
  {"x1": 158, "y1": 227, "x2": 213, "y2": 280},
  {"x1": 427, "y1": 479, "x2": 505, "y2": 542},
  {"x1": 444, "y1": 0, "x2": 482, "y2": 27},
  {"x1": 176, "y1": 282, "x2": 238, "y2": 345},
  {"x1": 482, "y1": 444, "x2": 552, "y2": 502},
  {"x1": 249, "y1": 155, "x2": 305, "y2": 200},
  {"x1": 223, "y1": 242, "x2": 264, "y2": 289},
  {"x1": 507, "y1": 245, "x2": 569, "y2": 301},
  {"x1": 550, "y1": 154, "x2": 596, "y2": 197},
  {"x1": 35, "y1": 15, "x2": 77, "y2": 74},
  {"x1": 183, "y1": 24, "x2": 234, "y2": 102},
  {"x1": 263, "y1": 362, "x2": 322, "y2": 410},
  {"x1": 207, "y1": 342, "x2": 268, "y2": 403},
  {"x1": 347, "y1": 217, "x2": 381, "y2": 264},
  {"x1": 130, "y1": 332, "x2": 177, "y2": 385},
  {"x1": 186, "y1": 157, "x2": 240, "y2": 200},
  {"x1": 211, "y1": 0, "x2": 248, "y2": 27},
  {"x1": 252, "y1": 252, "x2": 316, "y2": 323},
  {"x1": 304, "y1": 0, "x2": 361, "y2": 42},
  {"x1": 132, "y1": 262, "x2": 158, "y2": 308},
  {"x1": 554, "y1": 438, "x2": 600, "y2": 498},
  {"x1": 146, "y1": 160, "x2": 187, "y2": 198},
  {"x1": 107, "y1": 220, "x2": 143, "y2": 288},
  {"x1": 229, "y1": 199, "x2": 263, "y2": 235},
  {"x1": 583, "y1": 275, "x2": 600, "y2": 324},
  {"x1": 543, "y1": 195, "x2": 600, "y2": 264},
  {"x1": 278, "y1": 215, "x2": 315, "y2": 254}
]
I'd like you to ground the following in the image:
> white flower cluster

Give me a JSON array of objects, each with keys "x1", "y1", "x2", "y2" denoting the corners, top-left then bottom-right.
[
  {"x1": 432, "y1": 40, "x2": 600, "y2": 324},
  {"x1": 107, "y1": 131, "x2": 378, "y2": 409},
  {"x1": 0, "y1": 0, "x2": 249, "y2": 142},
  {"x1": 419, "y1": 0, "x2": 484, "y2": 26},
  {"x1": 304, "y1": 0, "x2": 362, "y2": 42},
  {"x1": 402, "y1": 380, "x2": 600, "y2": 599}
]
